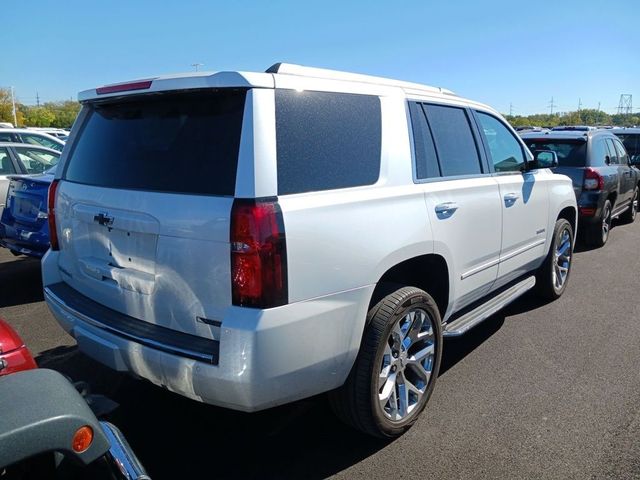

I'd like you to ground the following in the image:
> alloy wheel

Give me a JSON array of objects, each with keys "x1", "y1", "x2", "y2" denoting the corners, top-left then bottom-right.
[
  {"x1": 377, "y1": 308, "x2": 436, "y2": 422},
  {"x1": 602, "y1": 205, "x2": 611, "y2": 243},
  {"x1": 553, "y1": 227, "x2": 572, "y2": 291}
]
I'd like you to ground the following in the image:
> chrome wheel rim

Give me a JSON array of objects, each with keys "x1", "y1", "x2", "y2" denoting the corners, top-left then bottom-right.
[
  {"x1": 378, "y1": 308, "x2": 436, "y2": 422},
  {"x1": 602, "y1": 205, "x2": 611, "y2": 242},
  {"x1": 632, "y1": 191, "x2": 638, "y2": 220},
  {"x1": 553, "y1": 228, "x2": 572, "y2": 291}
]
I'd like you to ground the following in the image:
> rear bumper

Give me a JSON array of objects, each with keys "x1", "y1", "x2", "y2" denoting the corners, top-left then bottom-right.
[
  {"x1": 577, "y1": 191, "x2": 606, "y2": 223},
  {"x1": 0, "y1": 222, "x2": 49, "y2": 258},
  {"x1": 43, "y1": 252, "x2": 372, "y2": 412}
]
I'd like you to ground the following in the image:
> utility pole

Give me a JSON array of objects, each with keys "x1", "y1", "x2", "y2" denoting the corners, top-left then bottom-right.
[
  {"x1": 509, "y1": 103, "x2": 514, "y2": 116},
  {"x1": 548, "y1": 96, "x2": 556, "y2": 115},
  {"x1": 617, "y1": 94, "x2": 632, "y2": 115},
  {"x1": 577, "y1": 98, "x2": 582, "y2": 111},
  {"x1": 10, "y1": 87, "x2": 17, "y2": 127},
  {"x1": 36, "y1": 91, "x2": 40, "y2": 107},
  {"x1": 191, "y1": 63, "x2": 204, "y2": 72}
]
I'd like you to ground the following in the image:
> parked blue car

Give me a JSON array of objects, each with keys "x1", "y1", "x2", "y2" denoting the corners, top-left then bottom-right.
[{"x1": 0, "y1": 165, "x2": 57, "y2": 258}]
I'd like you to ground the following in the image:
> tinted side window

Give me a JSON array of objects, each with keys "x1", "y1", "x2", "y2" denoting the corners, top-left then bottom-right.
[
  {"x1": 423, "y1": 104, "x2": 481, "y2": 177},
  {"x1": 408, "y1": 102, "x2": 440, "y2": 179},
  {"x1": 0, "y1": 147, "x2": 16, "y2": 174},
  {"x1": 275, "y1": 90, "x2": 381, "y2": 195},
  {"x1": 613, "y1": 139, "x2": 629, "y2": 165},
  {"x1": 606, "y1": 139, "x2": 619, "y2": 164},
  {"x1": 475, "y1": 112, "x2": 525, "y2": 172},
  {"x1": 590, "y1": 139, "x2": 609, "y2": 166},
  {"x1": 0, "y1": 132, "x2": 13, "y2": 142}
]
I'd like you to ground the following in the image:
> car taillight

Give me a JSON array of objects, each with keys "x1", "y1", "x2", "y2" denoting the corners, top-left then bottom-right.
[
  {"x1": 584, "y1": 168, "x2": 604, "y2": 191},
  {"x1": 48, "y1": 179, "x2": 60, "y2": 250},
  {"x1": 230, "y1": 198, "x2": 288, "y2": 308},
  {"x1": 0, "y1": 318, "x2": 37, "y2": 376}
]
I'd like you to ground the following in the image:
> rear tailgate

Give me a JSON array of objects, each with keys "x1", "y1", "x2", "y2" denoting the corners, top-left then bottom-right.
[
  {"x1": 54, "y1": 89, "x2": 246, "y2": 340},
  {"x1": 5, "y1": 175, "x2": 52, "y2": 229},
  {"x1": 552, "y1": 166, "x2": 584, "y2": 199}
]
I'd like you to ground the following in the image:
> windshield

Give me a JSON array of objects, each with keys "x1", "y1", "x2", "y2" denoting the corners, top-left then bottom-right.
[
  {"x1": 15, "y1": 147, "x2": 61, "y2": 174},
  {"x1": 63, "y1": 90, "x2": 246, "y2": 196},
  {"x1": 523, "y1": 139, "x2": 587, "y2": 167}
]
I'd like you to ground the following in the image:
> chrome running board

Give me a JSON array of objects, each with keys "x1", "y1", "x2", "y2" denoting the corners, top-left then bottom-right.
[{"x1": 443, "y1": 276, "x2": 536, "y2": 337}]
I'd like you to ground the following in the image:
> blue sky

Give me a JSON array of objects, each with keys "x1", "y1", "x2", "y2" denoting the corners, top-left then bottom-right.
[{"x1": 2, "y1": 0, "x2": 638, "y2": 115}]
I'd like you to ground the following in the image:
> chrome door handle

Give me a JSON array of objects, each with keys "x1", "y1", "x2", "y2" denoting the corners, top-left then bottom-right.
[{"x1": 435, "y1": 202, "x2": 459, "y2": 217}]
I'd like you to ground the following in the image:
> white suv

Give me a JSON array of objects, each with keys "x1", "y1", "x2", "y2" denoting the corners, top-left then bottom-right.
[{"x1": 42, "y1": 63, "x2": 577, "y2": 437}]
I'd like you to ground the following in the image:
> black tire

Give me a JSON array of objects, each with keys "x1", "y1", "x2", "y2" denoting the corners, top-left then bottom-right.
[
  {"x1": 586, "y1": 199, "x2": 612, "y2": 247},
  {"x1": 620, "y1": 187, "x2": 638, "y2": 224},
  {"x1": 328, "y1": 286, "x2": 442, "y2": 438},
  {"x1": 536, "y1": 218, "x2": 574, "y2": 300}
]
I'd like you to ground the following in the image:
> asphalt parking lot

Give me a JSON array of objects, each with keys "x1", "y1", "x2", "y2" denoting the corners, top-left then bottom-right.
[{"x1": 2, "y1": 220, "x2": 640, "y2": 480}]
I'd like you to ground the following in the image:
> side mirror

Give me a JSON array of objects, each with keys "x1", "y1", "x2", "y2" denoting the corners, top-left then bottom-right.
[
  {"x1": 631, "y1": 155, "x2": 640, "y2": 167},
  {"x1": 529, "y1": 150, "x2": 558, "y2": 170}
]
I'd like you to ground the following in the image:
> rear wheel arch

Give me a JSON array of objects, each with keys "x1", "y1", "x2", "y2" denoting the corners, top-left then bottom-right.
[
  {"x1": 557, "y1": 206, "x2": 577, "y2": 239},
  {"x1": 368, "y1": 254, "x2": 450, "y2": 322}
]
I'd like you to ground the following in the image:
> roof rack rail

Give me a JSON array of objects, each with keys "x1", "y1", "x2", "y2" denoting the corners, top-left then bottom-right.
[{"x1": 265, "y1": 62, "x2": 456, "y2": 96}]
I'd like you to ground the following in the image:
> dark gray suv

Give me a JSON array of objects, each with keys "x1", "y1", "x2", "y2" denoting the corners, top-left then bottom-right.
[{"x1": 522, "y1": 128, "x2": 639, "y2": 247}]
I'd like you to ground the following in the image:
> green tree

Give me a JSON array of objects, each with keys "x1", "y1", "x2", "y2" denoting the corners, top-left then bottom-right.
[
  {"x1": 22, "y1": 106, "x2": 56, "y2": 127},
  {"x1": 0, "y1": 88, "x2": 16, "y2": 125},
  {"x1": 45, "y1": 101, "x2": 81, "y2": 128}
]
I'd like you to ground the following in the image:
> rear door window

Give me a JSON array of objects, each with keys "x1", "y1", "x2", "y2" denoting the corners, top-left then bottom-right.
[
  {"x1": 275, "y1": 90, "x2": 381, "y2": 195},
  {"x1": 422, "y1": 104, "x2": 482, "y2": 177}
]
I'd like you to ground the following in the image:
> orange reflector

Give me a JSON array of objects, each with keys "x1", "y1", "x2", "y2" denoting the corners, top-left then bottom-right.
[{"x1": 72, "y1": 426, "x2": 94, "y2": 453}]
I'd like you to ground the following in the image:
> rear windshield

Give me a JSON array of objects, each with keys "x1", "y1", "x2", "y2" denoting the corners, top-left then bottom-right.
[
  {"x1": 523, "y1": 139, "x2": 587, "y2": 167},
  {"x1": 616, "y1": 134, "x2": 640, "y2": 156},
  {"x1": 63, "y1": 90, "x2": 246, "y2": 196}
]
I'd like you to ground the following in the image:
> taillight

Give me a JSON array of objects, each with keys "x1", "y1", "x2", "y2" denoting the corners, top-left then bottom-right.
[
  {"x1": 584, "y1": 168, "x2": 604, "y2": 191},
  {"x1": 0, "y1": 318, "x2": 37, "y2": 376},
  {"x1": 230, "y1": 198, "x2": 288, "y2": 308},
  {"x1": 48, "y1": 179, "x2": 60, "y2": 251}
]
